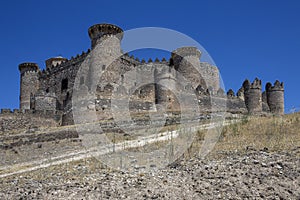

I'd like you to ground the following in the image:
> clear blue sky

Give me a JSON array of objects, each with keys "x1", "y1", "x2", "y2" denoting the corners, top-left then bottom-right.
[{"x1": 0, "y1": 0, "x2": 299, "y2": 112}]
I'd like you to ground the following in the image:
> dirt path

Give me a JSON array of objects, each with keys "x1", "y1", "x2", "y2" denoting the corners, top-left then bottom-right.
[{"x1": 0, "y1": 120, "x2": 232, "y2": 178}]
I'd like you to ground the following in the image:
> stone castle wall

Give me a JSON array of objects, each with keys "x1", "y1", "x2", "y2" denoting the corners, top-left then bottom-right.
[
  {"x1": 0, "y1": 109, "x2": 61, "y2": 134},
  {"x1": 0, "y1": 23, "x2": 285, "y2": 133}
]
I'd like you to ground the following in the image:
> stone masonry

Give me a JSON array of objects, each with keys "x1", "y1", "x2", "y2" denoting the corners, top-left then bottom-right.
[{"x1": 0, "y1": 23, "x2": 284, "y2": 130}]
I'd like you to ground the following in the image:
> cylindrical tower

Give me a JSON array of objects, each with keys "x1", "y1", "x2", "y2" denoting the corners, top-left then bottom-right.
[
  {"x1": 87, "y1": 23, "x2": 124, "y2": 91},
  {"x1": 243, "y1": 78, "x2": 262, "y2": 114},
  {"x1": 19, "y1": 62, "x2": 40, "y2": 110},
  {"x1": 171, "y1": 47, "x2": 204, "y2": 89},
  {"x1": 154, "y1": 64, "x2": 179, "y2": 111},
  {"x1": 266, "y1": 80, "x2": 284, "y2": 115}
]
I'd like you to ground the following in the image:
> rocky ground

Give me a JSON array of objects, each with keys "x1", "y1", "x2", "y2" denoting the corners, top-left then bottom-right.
[
  {"x1": 1, "y1": 113, "x2": 300, "y2": 199},
  {"x1": 0, "y1": 146, "x2": 299, "y2": 199}
]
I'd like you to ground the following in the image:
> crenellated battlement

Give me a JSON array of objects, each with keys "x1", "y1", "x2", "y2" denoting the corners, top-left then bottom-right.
[
  {"x1": 0, "y1": 108, "x2": 13, "y2": 114},
  {"x1": 266, "y1": 80, "x2": 284, "y2": 91},
  {"x1": 88, "y1": 23, "x2": 123, "y2": 48},
  {"x1": 88, "y1": 23, "x2": 123, "y2": 40},
  {"x1": 40, "y1": 49, "x2": 90, "y2": 77},
  {"x1": 171, "y1": 47, "x2": 201, "y2": 60},
  {"x1": 121, "y1": 53, "x2": 141, "y2": 65},
  {"x1": 122, "y1": 53, "x2": 170, "y2": 66},
  {"x1": 19, "y1": 62, "x2": 39, "y2": 74},
  {"x1": 243, "y1": 78, "x2": 262, "y2": 90}
]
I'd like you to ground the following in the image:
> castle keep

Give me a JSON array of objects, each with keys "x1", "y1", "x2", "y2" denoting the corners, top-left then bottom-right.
[{"x1": 1, "y1": 23, "x2": 284, "y2": 133}]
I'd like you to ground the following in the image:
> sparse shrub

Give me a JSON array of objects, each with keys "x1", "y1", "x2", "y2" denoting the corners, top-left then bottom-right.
[
  {"x1": 295, "y1": 116, "x2": 299, "y2": 123},
  {"x1": 241, "y1": 115, "x2": 249, "y2": 125},
  {"x1": 218, "y1": 126, "x2": 227, "y2": 141},
  {"x1": 196, "y1": 129, "x2": 205, "y2": 141}
]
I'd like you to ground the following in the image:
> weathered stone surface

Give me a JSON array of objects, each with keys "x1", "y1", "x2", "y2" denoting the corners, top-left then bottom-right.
[
  {"x1": 1, "y1": 23, "x2": 285, "y2": 133},
  {"x1": 0, "y1": 110, "x2": 60, "y2": 135}
]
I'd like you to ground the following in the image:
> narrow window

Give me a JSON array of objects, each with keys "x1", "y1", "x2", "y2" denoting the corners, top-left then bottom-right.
[
  {"x1": 61, "y1": 78, "x2": 68, "y2": 92},
  {"x1": 121, "y1": 75, "x2": 124, "y2": 83}
]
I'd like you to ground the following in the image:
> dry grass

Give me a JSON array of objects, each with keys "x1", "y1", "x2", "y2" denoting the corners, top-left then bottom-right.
[
  {"x1": 185, "y1": 113, "x2": 300, "y2": 159},
  {"x1": 1, "y1": 112, "x2": 299, "y2": 185},
  {"x1": 103, "y1": 112, "x2": 300, "y2": 160},
  {"x1": 104, "y1": 132, "x2": 136, "y2": 143},
  {"x1": 0, "y1": 112, "x2": 299, "y2": 191}
]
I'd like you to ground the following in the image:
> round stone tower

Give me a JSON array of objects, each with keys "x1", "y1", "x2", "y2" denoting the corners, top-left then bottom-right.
[
  {"x1": 171, "y1": 47, "x2": 204, "y2": 89},
  {"x1": 266, "y1": 80, "x2": 284, "y2": 115},
  {"x1": 87, "y1": 23, "x2": 124, "y2": 91},
  {"x1": 243, "y1": 78, "x2": 262, "y2": 114},
  {"x1": 154, "y1": 64, "x2": 179, "y2": 111},
  {"x1": 19, "y1": 62, "x2": 40, "y2": 110}
]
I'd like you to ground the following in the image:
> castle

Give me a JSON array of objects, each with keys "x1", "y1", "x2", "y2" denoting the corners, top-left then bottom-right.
[{"x1": 0, "y1": 23, "x2": 284, "y2": 133}]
